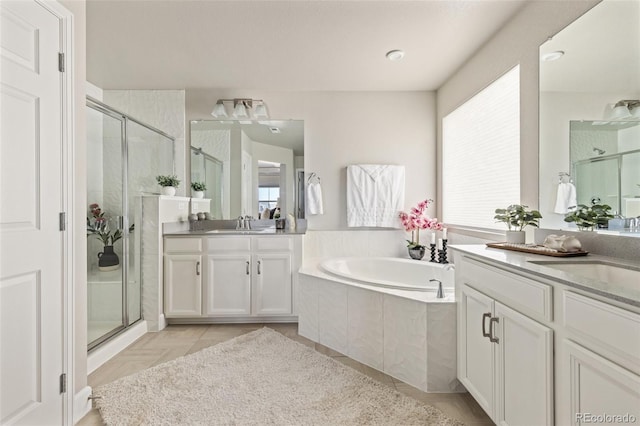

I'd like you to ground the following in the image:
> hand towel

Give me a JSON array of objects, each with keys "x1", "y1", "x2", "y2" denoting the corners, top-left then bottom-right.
[
  {"x1": 307, "y1": 181, "x2": 324, "y2": 215},
  {"x1": 554, "y1": 182, "x2": 577, "y2": 214},
  {"x1": 347, "y1": 164, "x2": 405, "y2": 228}
]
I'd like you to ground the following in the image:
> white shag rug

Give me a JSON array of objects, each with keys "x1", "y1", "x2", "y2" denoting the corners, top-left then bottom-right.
[{"x1": 94, "y1": 328, "x2": 463, "y2": 425}]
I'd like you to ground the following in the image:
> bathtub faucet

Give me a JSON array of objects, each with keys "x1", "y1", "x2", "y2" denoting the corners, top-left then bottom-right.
[{"x1": 430, "y1": 279, "x2": 445, "y2": 299}]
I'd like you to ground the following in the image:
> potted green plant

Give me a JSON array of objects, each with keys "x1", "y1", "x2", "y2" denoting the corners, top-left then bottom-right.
[
  {"x1": 156, "y1": 175, "x2": 180, "y2": 196},
  {"x1": 191, "y1": 181, "x2": 206, "y2": 199},
  {"x1": 563, "y1": 203, "x2": 613, "y2": 231},
  {"x1": 494, "y1": 204, "x2": 542, "y2": 243}
]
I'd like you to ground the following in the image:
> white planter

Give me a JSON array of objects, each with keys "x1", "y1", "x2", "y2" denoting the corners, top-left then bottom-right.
[
  {"x1": 193, "y1": 190, "x2": 204, "y2": 199},
  {"x1": 161, "y1": 186, "x2": 176, "y2": 196},
  {"x1": 505, "y1": 230, "x2": 526, "y2": 244}
]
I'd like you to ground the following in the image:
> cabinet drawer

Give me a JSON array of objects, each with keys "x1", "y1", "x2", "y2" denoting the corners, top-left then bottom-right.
[
  {"x1": 206, "y1": 237, "x2": 251, "y2": 252},
  {"x1": 461, "y1": 257, "x2": 552, "y2": 321},
  {"x1": 563, "y1": 291, "x2": 640, "y2": 367},
  {"x1": 164, "y1": 237, "x2": 202, "y2": 253},
  {"x1": 253, "y1": 236, "x2": 292, "y2": 252}
]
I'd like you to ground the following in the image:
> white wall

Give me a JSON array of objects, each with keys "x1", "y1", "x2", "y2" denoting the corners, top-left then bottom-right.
[
  {"x1": 186, "y1": 90, "x2": 437, "y2": 231},
  {"x1": 436, "y1": 0, "x2": 599, "y2": 241},
  {"x1": 103, "y1": 90, "x2": 187, "y2": 195}
]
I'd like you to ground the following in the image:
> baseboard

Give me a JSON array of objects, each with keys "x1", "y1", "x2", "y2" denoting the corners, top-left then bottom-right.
[
  {"x1": 87, "y1": 320, "x2": 148, "y2": 374},
  {"x1": 167, "y1": 316, "x2": 298, "y2": 325},
  {"x1": 158, "y1": 313, "x2": 167, "y2": 331},
  {"x1": 73, "y1": 386, "x2": 92, "y2": 423}
]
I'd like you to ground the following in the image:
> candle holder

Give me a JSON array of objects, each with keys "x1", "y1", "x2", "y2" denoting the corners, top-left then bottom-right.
[
  {"x1": 429, "y1": 244, "x2": 437, "y2": 262},
  {"x1": 438, "y1": 239, "x2": 449, "y2": 264}
]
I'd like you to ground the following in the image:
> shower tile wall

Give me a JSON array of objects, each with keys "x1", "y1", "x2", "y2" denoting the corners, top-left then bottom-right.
[{"x1": 103, "y1": 90, "x2": 187, "y2": 195}]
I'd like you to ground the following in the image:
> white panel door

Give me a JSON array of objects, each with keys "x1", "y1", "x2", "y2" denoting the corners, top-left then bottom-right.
[
  {"x1": 458, "y1": 285, "x2": 495, "y2": 420},
  {"x1": 252, "y1": 253, "x2": 292, "y2": 316},
  {"x1": 494, "y1": 302, "x2": 554, "y2": 426},
  {"x1": 0, "y1": 1, "x2": 64, "y2": 424},
  {"x1": 205, "y1": 255, "x2": 251, "y2": 315},
  {"x1": 164, "y1": 255, "x2": 202, "y2": 317}
]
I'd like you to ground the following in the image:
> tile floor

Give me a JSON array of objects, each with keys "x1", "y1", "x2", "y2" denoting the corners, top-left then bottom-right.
[{"x1": 78, "y1": 323, "x2": 492, "y2": 425}]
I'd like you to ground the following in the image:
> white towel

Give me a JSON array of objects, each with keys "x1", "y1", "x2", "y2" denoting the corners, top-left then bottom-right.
[
  {"x1": 554, "y1": 182, "x2": 577, "y2": 214},
  {"x1": 347, "y1": 164, "x2": 405, "y2": 228},
  {"x1": 307, "y1": 182, "x2": 324, "y2": 215}
]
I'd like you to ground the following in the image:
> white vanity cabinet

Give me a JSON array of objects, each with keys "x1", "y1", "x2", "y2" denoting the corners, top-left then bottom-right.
[
  {"x1": 456, "y1": 248, "x2": 640, "y2": 426},
  {"x1": 457, "y1": 256, "x2": 553, "y2": 425},
  {"x1": 164, "y1": 234, "x2": 299, "y2": 321},
  {"x1": 163, "y1": 238, "x2": 203, "y2": 317}
]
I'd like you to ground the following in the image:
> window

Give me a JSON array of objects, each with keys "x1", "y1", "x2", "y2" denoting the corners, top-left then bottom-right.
[
  {"x1": 442, "y1": 65, "x2": 520, "y2": 230},
  {"x1": 258, "y1": 187, "x2": 280, "y2": 214}
]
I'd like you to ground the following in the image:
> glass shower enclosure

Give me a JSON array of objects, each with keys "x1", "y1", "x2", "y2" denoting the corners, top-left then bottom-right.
[{"x1": 86, "y1": 97, "x2": 174, "y2": 350}]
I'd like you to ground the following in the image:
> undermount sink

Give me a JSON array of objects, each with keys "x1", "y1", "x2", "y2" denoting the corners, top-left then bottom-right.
[{"x1": 528, "y1": 260, "x2": 640, "y2": 284}]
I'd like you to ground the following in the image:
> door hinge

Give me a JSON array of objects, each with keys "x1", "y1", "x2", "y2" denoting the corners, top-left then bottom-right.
[
  {"x1": 58, "y1": 53, "x2": 65, "y2": 72},
  {"x1": 59, "y1": 373, "x2": 67, "y2": 394},
  {"x1": 59, "y1": 212, "x2": 66, "y2": 231}
]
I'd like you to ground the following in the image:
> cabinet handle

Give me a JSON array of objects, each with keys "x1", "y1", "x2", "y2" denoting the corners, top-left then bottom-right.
[
  {"x1": 489, "y1": 317, "x2": 499, "y2": 343},
  {"x1": 196, "y1": 261, "x2": 200, "y2": 276},
  {"x1": 246, "y1": 261, "x2": 250, "y2": 275},
  {"x1": 257, "y1": 260, "x2": 261, "y2": 275},
  {"x1": 482, "y1": 312, "x2": 491, "y2": 338}
]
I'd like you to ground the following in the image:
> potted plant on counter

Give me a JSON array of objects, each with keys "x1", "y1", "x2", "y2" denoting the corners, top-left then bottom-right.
[
  {"x1": 564, "y1": 203, "x2": 613, "y2": 231},
  {"x1": 494, "y1": 204, "x2": 542, "y2": 243},
  {"x1": 399, "y1": 199, "x2": 443, "y2": 260},
  {"x1": 156, "y1": 175, "x2": 180, "y2": 196},
  {"x1": 191, "y1": 181, "x2": 206, "y2": 199}
]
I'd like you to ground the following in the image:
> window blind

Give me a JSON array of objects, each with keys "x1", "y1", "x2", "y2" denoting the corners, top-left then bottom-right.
[{"x1": 442, "y1": 65, "x2": 520, "y2": 230}]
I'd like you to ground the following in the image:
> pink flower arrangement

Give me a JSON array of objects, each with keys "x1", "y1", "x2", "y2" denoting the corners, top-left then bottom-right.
[{"x1": 399, "y1": 199, "x2": 442, "y2": 248}]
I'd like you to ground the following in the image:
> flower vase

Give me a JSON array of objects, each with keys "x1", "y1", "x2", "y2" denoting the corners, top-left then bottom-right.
[
  {"x1": 408, "y1": 247, "x2": 425, "y2": 260},
  {"x1": 98, "y1": 245, "x2": 120, "y2": 272}
]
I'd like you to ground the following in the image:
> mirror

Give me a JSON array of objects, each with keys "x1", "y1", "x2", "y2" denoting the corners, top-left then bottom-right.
[
  {"x1": 190, "y1": 120, "x2": 304, "y2": 220},
  {"x1": 539, "y1": 0, "x2": 640, "y2": 234}
]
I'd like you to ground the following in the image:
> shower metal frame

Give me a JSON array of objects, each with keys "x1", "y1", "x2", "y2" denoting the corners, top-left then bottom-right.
[{"x1": 86, "y1": 96, "x2": 175, "y2": 351}]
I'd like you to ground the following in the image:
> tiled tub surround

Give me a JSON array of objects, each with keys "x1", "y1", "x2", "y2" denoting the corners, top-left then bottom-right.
[{"x1": 299, "y1": 258, "x2": 462, "y2": 393}]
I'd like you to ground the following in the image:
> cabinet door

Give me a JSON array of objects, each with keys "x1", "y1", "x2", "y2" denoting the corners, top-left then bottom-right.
[
  {"x1": 253, "y1": 253, "x2": 292, "y2": 315},
  {"x1": 458, "y1": 284, "x2": 495, "y2": 419},
  {"x1": 563, "y1": 340, "x2": 640, "y2": 426},
  {"x1": 494, "y1": 302, "x2": 553, "y2": 426},
  {"x1": 205, "y1": 254, "x2": 251, "y2": 315},
  {"x1": 164, "y1": 254, "x2": 202, "y2": 317}
]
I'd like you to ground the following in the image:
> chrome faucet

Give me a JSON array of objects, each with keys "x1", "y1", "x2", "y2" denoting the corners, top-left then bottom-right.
[{"x1": 430, "y1": 279, "x2": 445, "y2": 299}]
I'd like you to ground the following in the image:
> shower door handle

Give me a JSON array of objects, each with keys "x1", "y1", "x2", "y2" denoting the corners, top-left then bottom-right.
[{"x1": 118, "y1": 215, "x2": 125, "y2": 230}]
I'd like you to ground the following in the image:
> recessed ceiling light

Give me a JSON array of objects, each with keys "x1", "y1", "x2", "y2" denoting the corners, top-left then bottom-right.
[
  {"x1": 541, "y1": 50, "x2": 565, "y2": 62},
  {"x1": 386, "y1": 49, "x2": 405, "y2": 61}
]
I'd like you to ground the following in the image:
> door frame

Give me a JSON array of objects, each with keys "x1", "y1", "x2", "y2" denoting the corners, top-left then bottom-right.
[{"x1": 35, "y1": 0, "x2": 76, "y2": 423}]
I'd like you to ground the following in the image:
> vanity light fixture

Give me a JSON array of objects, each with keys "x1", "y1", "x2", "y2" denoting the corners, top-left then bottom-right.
[
  {"x1": 385, "y1": 49, "x2": 405, "y2": 61},
  {"x1": 604, "y1": 100, "x2": 640, "y2": 120},
  {"x1": 210, "y1": 98, "x2": 269, "y2": 120}
]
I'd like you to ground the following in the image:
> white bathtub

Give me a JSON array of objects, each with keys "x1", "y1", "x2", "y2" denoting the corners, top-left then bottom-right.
[{"x1": 320, "y1": 257, "x2": 454, "y2": 292}]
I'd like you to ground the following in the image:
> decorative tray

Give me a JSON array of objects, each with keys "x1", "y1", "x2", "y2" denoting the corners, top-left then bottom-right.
[{"x1": 486, "y1": 242, "x2": 589, "y2": 257}]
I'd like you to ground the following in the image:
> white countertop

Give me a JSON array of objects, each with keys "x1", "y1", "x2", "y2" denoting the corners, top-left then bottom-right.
[{"x1": 450, "y1": 245, "x2": 640, "y2": 307}]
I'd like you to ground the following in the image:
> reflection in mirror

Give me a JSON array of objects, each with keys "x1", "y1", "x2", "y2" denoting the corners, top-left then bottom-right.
[
  {"x1": 190, "y1": 120, "x2": 304, "y2": 220},
  {"x1": 570, "y1": 121, "x2": 640, "y2": 218},
  {"x1": 539, "y1": 0, "x2": 640, "y2": 235},
  {"x1": 191, "y1": 146, "x2": 224, "y2": 219}
]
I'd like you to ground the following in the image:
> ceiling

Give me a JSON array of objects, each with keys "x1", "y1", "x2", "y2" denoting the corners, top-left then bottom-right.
[
  {"x1": 540, "y1": 0, "x2": 640, "y2": 93},
  {"x1": 87, "y1": 0, "x2": 527, "y2": 92}
]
